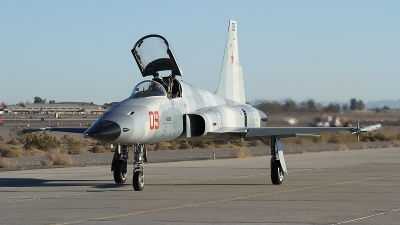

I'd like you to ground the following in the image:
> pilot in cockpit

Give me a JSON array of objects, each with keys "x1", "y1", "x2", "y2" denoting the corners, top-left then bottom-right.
[
  {"x1": 148, "y1": 81, "x2": 164, "y2": 96},
  {"x1": 153, "y1": 73, "x2": 175, "y2": 97},
  {"x1": 153, "y1": 73, "x2": 168, "y2": 88}
]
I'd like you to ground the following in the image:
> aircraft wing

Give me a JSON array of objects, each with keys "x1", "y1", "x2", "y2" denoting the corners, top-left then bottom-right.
[
  {"x1": 244, "y1": 126, "x2": 353, "y2": 138},
  {"x1": 22, "y1": 127, "x2": 88, "y2": 134},
  {"x1": 209, "y1": 124, "x2": 381, "y2": 139}
]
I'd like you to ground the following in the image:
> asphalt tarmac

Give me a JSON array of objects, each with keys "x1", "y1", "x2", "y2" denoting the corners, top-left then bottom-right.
[{"x1": 1, "y1": 148, "x2": 399, "y2": 225}]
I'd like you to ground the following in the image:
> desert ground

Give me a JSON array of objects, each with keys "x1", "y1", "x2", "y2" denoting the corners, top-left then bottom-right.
[{"x1": 1, "y1": 111, "x2": 399, "y2": 170}]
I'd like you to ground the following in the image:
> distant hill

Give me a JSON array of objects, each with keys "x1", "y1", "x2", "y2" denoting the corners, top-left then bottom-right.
[{"x1": 366, "y1": 99, "x2": 400, "y2": 109}]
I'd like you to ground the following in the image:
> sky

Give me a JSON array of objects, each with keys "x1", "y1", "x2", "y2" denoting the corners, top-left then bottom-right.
[{"x1": 1, "y1": 0, "x2": 399, "y2": 105}]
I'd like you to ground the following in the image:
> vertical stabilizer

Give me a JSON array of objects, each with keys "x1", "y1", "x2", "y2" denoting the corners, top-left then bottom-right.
[{"x1": 215, "y1": 20, "x2": 246, "y2": 104}]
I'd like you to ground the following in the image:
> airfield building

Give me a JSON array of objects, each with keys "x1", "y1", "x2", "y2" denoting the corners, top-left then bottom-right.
[{"x1": 3, "y1": 103, "x2": 105, "y2": 115}]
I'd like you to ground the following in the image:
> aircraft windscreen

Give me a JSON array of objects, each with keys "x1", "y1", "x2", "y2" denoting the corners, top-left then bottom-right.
[
  {"x1": 135, "y1": 37, "x2": 170, "y2": 70},
  {"x1": 129, "y1": 81, "x2": 167, "y2": 98}
]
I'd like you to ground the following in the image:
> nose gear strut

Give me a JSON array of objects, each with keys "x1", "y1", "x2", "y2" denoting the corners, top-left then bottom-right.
[{"x1": 132, "y1": 144, "x2": 147, "y2": 191}]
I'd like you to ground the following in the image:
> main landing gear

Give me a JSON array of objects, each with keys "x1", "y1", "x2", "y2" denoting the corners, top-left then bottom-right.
[
  {"x1": 111, "y1": 145, "x2": 128, "y2": 183},
  {"x1": 269, "y1": 136, "x2": 287, "y2": 185},
  {"x1": 111, "y1": 144, "x2": 147, "y2": 191},
  {"x1": 110, "y1": 138, "x2": 284, "y2": 189}
]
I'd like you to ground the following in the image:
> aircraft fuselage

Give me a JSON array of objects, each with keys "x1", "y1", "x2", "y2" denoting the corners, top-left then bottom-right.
[{"x1": 84, "y1": 80, "x2": 265, "y2": 145}]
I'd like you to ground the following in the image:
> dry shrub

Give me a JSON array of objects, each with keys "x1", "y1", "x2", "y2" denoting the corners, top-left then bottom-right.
[
  {"x1": 24, "y1": 132, "x2": 61, "y2": 150},
  {"x1": 91, "y1": 145, "x2": 108, "y2": 153},
  {"x1": 229, "y1": 140, "x2": 247, "y2": 147},
  {"x1": 0, "y1": 143, "x2": 20, "y2": 158},
  {"x1": 318, "y1": 133, "x2": 330, "y2": 143},
  {"x1": 0, "y1": 136, "x2": 4, "y2": 143},
  {"x1": 8, "y1": 126, "x2": 25, "y2": 143},
  {"x1": 360, "y1": 143, "x2": 368, "y2": 149},
  {"x1": 85, "y1": 138, "x2": 98, "y2": 146},
  {"x1": 178, "y1": 142, "x2": 192, "y2": 149},
  {"x1": 154, "y1": 142, "x2": 171, "y2": 150},
  {"x1": 338, "y1": 144, "x2": 349, "y2": 151},
  {"x1": 301, "y1": 149, "x2": 307, "y2": 154},
  {"x1": 298, "y1": 137, "x2": 315, "y2": 144},
  {"x1": 146, "y1": 144, "x2": 155, "y2": 151},
  {"x1": 312, "y1": 136, "x2": 321, "y2": 143},
  {"x1": 95, "y1": 141, "x2": 113, "y2": 152},
  {"x1": 295, "y1": 138, "x2": 303, "y2": 144},
  {"x1": 319, "y1": 133, "x2": 353, "y2": 143},
  {"x1": 361, "y1": 133, "x2": 389, "y2": 142},
  {"x1": 1, "y1": 149, "x2": 19, "y2": 158},
  {"x1": 386, "y1": 140, "x2": 400, "y2": 148},
  {"x1": 9, "y1": 139, "x2": 21, "y2": 146},
  {"x1": 281, "y1": 137, "x2": 295, "y2": 144},
  {"x1": 0, "y1": 158, "x2": 16, "y2": 168},
  {"x1": 232, "y1": 147, "x2": 251, "y2": 158},
  {"x1": 64, "y1": 135, "x2": 87, "y2": 154},
  {"x1": 1, "y1": 149, "x2": 20, "y2": 158},
  {"x1": 0, "y1": 142, "x2": 10, "y2": 151},
  {"x1": 23, "y1": 149, "x2": 45, "y2": 156},
  {"x1": 188, "y1": 140, "x2": 215, "y2": 148},
  {"x1": 215, "y1": 144, "x2": 230, "y2": 148},
  {"x1": 392, "y1": 140, "x2": 400, "y2": 147},
  {"x1": 386, "y1": 143, "x2": 394, "y2": 148},
  {"x1": 169, "y1": 141, "x2": 181, "y2": 150},
  {"x1": 41, "y1": 149, "x2": 72, "y2": 165},
  {"x1": 328, "y1": 133, "x2": 343, "y2": 144},
  {"x1": 248, "y1": 140, "x2": 264, "y2": 147}
]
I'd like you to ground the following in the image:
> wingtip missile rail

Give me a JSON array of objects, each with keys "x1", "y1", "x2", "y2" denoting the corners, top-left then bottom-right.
[
  {"x1": 350, "y1": 123, "x2": 382, "y2": 135},
  {"x1": 349, "y1": 123, "x2": 382, "y2": 142}
]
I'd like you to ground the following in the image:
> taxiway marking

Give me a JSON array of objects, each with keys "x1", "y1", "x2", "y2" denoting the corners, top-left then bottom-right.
[
  {"x1": 333, "y1": 208, "x2": 400, "y2": 225},
  {"x1": 49, "y1": 173, "x2": 400, "y2": 225}
]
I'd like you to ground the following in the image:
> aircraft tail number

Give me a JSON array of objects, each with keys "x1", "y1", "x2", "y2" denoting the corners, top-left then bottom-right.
[{"x1": 149, "y1": 111, "x2": 159, "y2": 130}]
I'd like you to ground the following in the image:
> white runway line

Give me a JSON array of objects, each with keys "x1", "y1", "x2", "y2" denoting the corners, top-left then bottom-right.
[{"x1": 333, "y1": 209, "x2": 400, "y2": 225}]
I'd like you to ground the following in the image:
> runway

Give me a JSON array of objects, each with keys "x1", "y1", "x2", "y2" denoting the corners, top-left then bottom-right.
[{"x1": 1, "y1": 148, "x2": 399, "y2": 224}]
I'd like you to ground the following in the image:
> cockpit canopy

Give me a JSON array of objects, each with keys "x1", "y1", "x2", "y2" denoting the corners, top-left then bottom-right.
[
  {"x1": 131, "y1": 34, "x2": 182, "y2": 77},
  {"x1": 129, "y1": 81, "x2": 167, "y2": 98}
]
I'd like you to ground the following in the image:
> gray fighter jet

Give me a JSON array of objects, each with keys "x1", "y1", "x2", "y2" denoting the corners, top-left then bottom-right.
[{"x1": 24, "y1": 20, "x2": 381, "y2": 191}]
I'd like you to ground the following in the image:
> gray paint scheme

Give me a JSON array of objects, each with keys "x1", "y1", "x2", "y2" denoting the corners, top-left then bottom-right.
[
  {"x1": 23, "y1": 21, "x2": 381, "y2": 146},
  {"x1": 22, "y1": 20, "x2": 382, "y2": 190}
]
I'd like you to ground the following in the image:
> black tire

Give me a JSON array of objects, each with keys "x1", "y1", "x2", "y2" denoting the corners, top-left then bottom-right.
[
  {"x1": 113, "y1": 160, "x2": 127, "y2": 184},
  {"x1": 271, "y1": 159, "x2": 284, "y2": 185},
  {"x1": 133, "y1": 171, "x2": 144, "y2": 191}
]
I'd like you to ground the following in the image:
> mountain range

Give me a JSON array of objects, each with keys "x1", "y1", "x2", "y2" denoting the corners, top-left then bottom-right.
[{"x1": 366, "y1": 99, "x2": 400, "y2": 109}]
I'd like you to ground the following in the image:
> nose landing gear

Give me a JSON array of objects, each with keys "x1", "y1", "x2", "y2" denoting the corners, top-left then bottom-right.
[
  {"x1": 111, "y1": 144, "x2": 147, "y2": 191},
  {"x1": 132, "y1": 144, "x2": 147, "y2": 191}
]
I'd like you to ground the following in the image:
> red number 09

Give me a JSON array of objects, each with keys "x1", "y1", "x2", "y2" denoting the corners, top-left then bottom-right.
[{"x1": 149, "y1": 111, "x2": 159, "y2": 130}]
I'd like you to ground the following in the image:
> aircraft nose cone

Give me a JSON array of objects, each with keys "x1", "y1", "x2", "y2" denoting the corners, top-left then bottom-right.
[{"x1": 84, "y1": 120, "x2": 121, "y2": 142}]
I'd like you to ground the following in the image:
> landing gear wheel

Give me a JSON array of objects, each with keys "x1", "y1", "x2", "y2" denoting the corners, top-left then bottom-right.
[
  {"x1": 113, "y1": 160, "x2": 127, "y2": 184},
  {"x1": 133, "y1": 170, "x2": 144, "y2": 191},
  {"x1": 271, "y1": 159, "x2": 284, "y2": 185}
]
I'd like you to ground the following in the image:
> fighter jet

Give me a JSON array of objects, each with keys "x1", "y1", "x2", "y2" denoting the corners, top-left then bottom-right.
[{"x1": 23, "y1": 20, "x2": 381, "y2": 191}]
